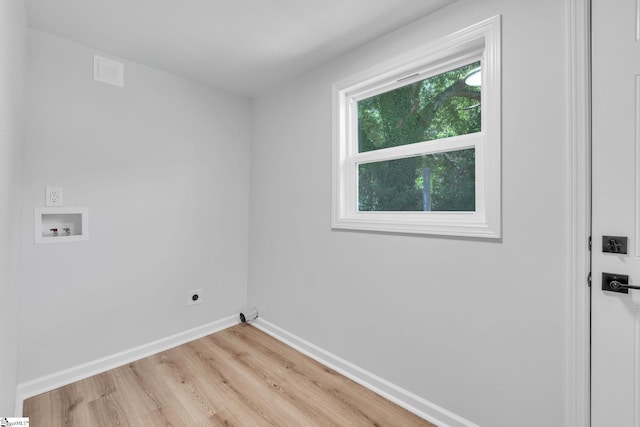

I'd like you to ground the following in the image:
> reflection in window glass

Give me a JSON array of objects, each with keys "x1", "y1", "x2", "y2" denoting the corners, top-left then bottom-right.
[
  {"x1": 357, "y1": 62, "x2": 481, "y2": 153},
  {"x1": 358, "y1": 148, "x2": 475, "y2": 212}
]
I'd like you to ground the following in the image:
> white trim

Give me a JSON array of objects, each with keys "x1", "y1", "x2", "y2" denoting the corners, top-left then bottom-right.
[
  {"x1": 636, "y1": 309, "x2": 640, "y2": 427},
  {"x1": 636, "y1": 76, "x2": 640, "y2": 259},
  {"x1": 636, "y1": 0, "x2": 640, "y2": 41},
  {"x1": 566, "y1": 0, "x2": 591, "y2": 426},
  {"x1": 15, "y1": 315, "x2": 239, "y2": 415},
  {"x1": 351, "y1": 52, "x2": 485, "y2": 103},
  {"x1": 332, "y1": 15, "x2": 501, "y2": 238},
  {"x1": 252, "y1": 318, "x2": 479, "y2": 427}
]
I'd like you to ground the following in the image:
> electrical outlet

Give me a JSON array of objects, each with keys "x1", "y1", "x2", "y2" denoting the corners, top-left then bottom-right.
[
  {"x1": 188, "y1": 289, "x2": 203, "y2": 306},
  {"x1": 45, "y1": 186, "x2": 63, "y2": 207}
]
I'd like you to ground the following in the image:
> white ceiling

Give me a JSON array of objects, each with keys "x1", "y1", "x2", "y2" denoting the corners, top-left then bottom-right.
[{"x1": 24, "y1": 0, "x2": 455, "y2": 97}]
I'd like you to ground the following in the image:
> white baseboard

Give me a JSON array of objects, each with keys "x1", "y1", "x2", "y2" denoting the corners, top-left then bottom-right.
[
  {"x1": 15, "y1": 315, "x2": 239, "y2": 416},
  {"x1": 252, "y1": 317, "x2": 479, "y2": 427},
  {"x1": 15, "y1": 315, "x2": 479, "y2": 426}
]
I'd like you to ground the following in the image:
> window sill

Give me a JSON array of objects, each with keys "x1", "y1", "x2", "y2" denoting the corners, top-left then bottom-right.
[{"x1": 332, "y1": 211, "x2": 500, "y2": 238}]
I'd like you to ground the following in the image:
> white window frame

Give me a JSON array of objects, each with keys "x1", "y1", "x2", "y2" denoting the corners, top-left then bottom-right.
[{"x1": 332, "y1": 16, "x2": 501, "y2": 238}]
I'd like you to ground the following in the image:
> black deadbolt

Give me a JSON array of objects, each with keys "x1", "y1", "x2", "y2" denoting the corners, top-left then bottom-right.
[{"x1": 602, "y1": 236, "x2": 628, "y2": 254}]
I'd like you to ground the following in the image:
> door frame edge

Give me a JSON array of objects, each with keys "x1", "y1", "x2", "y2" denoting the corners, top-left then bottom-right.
[{"x1": 567, "y1": 0, "x2": 591, "y2": 425}]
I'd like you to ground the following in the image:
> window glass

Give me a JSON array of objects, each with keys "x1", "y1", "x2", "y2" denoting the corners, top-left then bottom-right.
[
  {"x1": 358, "y1": 148, "x2": 475, "y2": 212},
  {"x1": 357, "y1": 62, "x2": 481, "y2": 153}
]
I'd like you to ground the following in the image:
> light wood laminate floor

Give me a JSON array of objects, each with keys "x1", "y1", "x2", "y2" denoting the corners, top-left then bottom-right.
[{"x1": 24, "y1": 324, "x2": 436, "y2": 426}]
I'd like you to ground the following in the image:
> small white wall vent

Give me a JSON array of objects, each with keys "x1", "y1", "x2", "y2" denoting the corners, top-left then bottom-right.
[{"x1": 94, "y1": 55, "x2": 124, "y2": 87}]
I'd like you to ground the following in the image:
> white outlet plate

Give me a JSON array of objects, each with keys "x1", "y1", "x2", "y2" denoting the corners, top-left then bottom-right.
[
  {"x1": 45, "y1": 186, "x2": 63, "y2": 207},
  {"x1": 188, "y1": 289, "x2": 203, "y2": 306}
]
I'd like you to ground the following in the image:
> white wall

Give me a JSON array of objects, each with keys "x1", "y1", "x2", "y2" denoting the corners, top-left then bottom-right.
[
  {"x1": 248, "y1": 1, "x2": 569, "y2": 426},
  {"x1": 19, "y1": 30, "x2": 251, "y2": 383},
  {"x1": 0, "y1": 0, "x2": 26, "y2": 416}
]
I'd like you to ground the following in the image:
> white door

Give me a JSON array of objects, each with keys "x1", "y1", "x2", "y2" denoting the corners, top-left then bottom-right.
[{"x1": 592, "y1": 0, "x2": 640, "y2": 425}]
